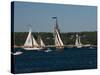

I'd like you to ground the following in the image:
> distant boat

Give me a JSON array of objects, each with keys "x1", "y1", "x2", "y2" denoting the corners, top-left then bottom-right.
[
  {"x1": 83, "y1": 44, "x2": 91, "y2": 47},
  {"x1": 89, "y1": 46, "x2": 94, "y2": 49},
  {"x1": 23, "y1": 27, "x2": 45, "y2": 50},
  {"x1": 75, "y1": 34, "x2": 82, "y2": 48},
  {"x1": 53, "y1": 17, "x2": 64, "y2": 50},
  {"x1": 12, "y1": 51, "x2": 23, "y2": 55}
]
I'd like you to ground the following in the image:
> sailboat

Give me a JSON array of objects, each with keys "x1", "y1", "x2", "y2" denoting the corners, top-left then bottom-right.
[
  {"x1": 37, "y1": 35, "x2": 46, "y2": 50},
  {"x1": 53, "y1": 17, "x2": 64, "y2": 50},
  {"x1": 75, "y1": 34, "x2": 82, "y2": 48},
  {"x1": 23, "y1": 27, "x2": 45, "y2": 50}
]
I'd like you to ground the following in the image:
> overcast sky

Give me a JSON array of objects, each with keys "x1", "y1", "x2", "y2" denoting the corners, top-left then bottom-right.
[{"x1": 13, "y1": 1, "x2": 97, "y2": 32}]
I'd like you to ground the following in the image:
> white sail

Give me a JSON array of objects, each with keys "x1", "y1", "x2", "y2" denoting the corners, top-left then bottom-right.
[
  {"x1": 55, "y1": 30, "x2": 64, "y2": 46},
  {"x1": 24, "y1": 29, "x2": 33, "y2": 47},
  {"x1": 75, "y1": 34, "x2": 79, "y2": 46},
  {"x1": 55, "y1": 34, "x2": 61, "y2": 47},
  {"x1": 52, "y1": 17, "x2": 64, "y2": 49},
  {"x1": 40, "y1": 38, "x2": 45, "y2": 47},
  {"x1": 55, "y1": 28, "x2": 64, "y2": 47},
  {"x1": 32, "y1": 36, "x2": 39, "y2": 47},
  {"x1": 78, "y1": 36, "x2": 82, "y2": 45}
]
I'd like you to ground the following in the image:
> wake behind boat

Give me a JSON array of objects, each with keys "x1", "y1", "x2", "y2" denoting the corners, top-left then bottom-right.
[
  {"x1": 44, "y1": 48, "x2": 52, "y2": 52},
  {"x1": 11, "y1": 51, "x2": 23, "y2": 55}
]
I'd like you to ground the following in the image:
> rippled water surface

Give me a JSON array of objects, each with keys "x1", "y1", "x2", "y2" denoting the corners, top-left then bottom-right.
[{"x1": 12, "y1": 48, "x2": 97, "y2": 74}]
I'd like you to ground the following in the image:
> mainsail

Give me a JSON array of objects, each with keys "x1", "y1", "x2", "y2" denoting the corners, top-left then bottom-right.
[
  {"x1": 53, "y1": 17, "x2": 64, "y2": 48},
  {"x1": 24, "y1": 28, "x2": 33, "y2": 47},
  {"x1": 54, "y1": 29, "x2": 64, "y2": 47}
]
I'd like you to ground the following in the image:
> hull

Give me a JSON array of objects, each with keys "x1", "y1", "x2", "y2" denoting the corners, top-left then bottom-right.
[
  {"x1": 23, "y1": 47, "x2": 46, "y2": 51},
  {"x1": 76, "y1": 45, "x2": 82, "y2": 48},
  {"x1": 23, "y1": 47, "x2": 43, "y2": 50}
]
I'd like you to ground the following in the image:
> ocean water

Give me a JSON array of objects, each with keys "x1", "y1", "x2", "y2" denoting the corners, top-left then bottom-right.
[{"x1": 12, "y1": 48, "x2": 97, "y2": 74}]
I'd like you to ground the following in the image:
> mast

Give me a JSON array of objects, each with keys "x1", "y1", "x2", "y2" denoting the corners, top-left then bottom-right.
[
  {"x1": 52, "y1": 17, "x2": 60, "y2": 32},
  {"x1": 52, "y1": 17, "x2": 64, "y2": 48}
]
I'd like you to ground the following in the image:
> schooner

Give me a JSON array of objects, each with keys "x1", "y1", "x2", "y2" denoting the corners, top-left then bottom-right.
[
  {"x1": 52, "y1": 17, "x2": 64, "y2": 49},
  {"x1": 23, "y1": 26, "x2": 46, "y2": 50}
]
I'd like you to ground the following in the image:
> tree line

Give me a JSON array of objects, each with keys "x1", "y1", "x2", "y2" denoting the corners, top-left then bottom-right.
[{"x1": 14, "y1": 31, "x2": 97, "y2": 46}]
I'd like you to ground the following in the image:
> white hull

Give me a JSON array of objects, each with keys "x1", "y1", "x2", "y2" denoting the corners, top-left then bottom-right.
[
  {"x1": 76, "y1": 45, "x2": 82, "y2": 48},
  {"x1": 23, "y1": 47, "x2": 43, "y2": 50}
]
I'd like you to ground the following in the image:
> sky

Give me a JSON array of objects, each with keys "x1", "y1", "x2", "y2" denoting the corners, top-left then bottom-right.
[{"x1": 13, "y1": 1, "x2": 97, "y2": 32}]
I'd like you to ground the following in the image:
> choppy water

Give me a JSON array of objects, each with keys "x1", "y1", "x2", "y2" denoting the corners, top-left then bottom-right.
[{"x1": 12, "y1": 47, "x2": 97, "y2": 74}]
